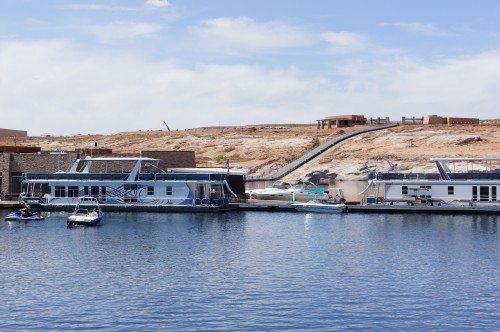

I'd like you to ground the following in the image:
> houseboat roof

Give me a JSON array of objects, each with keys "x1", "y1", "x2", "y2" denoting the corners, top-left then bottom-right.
[
  {"x1": 79, "y1": 157, "x2": 160, "y2": 162},
  {"x1": 431, "y1": 157, "x2": 500, "y2": 161},
  {"x1": 170, "y1": 167, "x2": 247, "y2": 176}
]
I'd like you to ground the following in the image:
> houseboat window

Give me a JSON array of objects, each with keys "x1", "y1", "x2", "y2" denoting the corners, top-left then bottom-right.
[
  {"x1": 402, "y1": 186, "x2": 408, "y2": 195},
  {"x1": 124, "y1": 184, "x2": 138, "y2": 191},
  {"x1": 101, "y1": 187, "x2": 106, "y2": 200},
  {"x1": 40, "y1": 183, "x2": 50, "y2": 195},
  {"x1": 10, "y1": 174, "x2": 23, "y2": 195},
  {"x1": 480, "y1": 186, "x2": 489, "y2": 201},
  {"x1": 472, "y1": 186, "x2": 478, "y2": 201},
  {"x1": 55, "y1": 186, "x2": 66, "y2": 198},
  {"x1": 68, "y1": 186, "x2": 79, "y2": 198},
  {"x1": 91, "y1": 186, "x2": 99, "y2": 197},
  {"x1": 124, "y1": 197, "x2": 137, "y2": 203},
  {"x1": 148, "y1": 186, "x2": 154, "y2": 195},
  {"x1": 493, "y1": 187, "x2": 497, "y2": 201},
  {"x1": 84, "y1": 186, "x2": 89, "y2": 196},
  {"x1": 166, "y1": 186, "x2": 173, "y2": 196},
  {"x1": 420, "y1": 185, "x2": 431, "y2": 190},
  {"x1": 448, "y1": 186, "x2": 454, "y2": 195}
]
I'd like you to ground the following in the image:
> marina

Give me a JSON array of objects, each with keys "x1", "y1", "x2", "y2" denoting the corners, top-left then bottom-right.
[
  {"x1": 3, "y1": 198, "x2": 500, "y2": 215},
  {"x1": 2, "y1": 2, "x2": 500, "y2": 330}
]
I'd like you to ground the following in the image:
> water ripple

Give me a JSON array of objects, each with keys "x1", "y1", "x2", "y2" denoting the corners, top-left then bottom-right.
[{"x1": 0, "y1": 211, "x2": 498, "y2": 330}]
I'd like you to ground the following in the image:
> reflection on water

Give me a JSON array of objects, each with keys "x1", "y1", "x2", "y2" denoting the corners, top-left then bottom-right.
[{"x1": 0, "y1": 210, "x2": 498, "y2": 331}]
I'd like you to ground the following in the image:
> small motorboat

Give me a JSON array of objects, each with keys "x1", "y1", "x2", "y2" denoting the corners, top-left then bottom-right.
[
  {"x1": 246, "y1": 181, "x2": 332, "y2": 202},
  {"x1": 5, "y1": 210, "x2": 44, "y2": 221},
  {"x1": 291, "y1": 199, "x2": 348, "y2": 213},
  {"x1": 67, "y1": 196, "x2": 104, "y2": 227}
]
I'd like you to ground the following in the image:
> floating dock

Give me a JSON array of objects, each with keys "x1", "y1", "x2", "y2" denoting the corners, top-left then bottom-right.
[
  {"x1": 0, "y1": 201, "x2": 23, "y2": 209},
  {"x1": 2, "y1": 200, "x2": 499, "y2": 215},
  {"x1": 231, "y1": 200, "x2": 500, "y2": 215},
  {"x1": 229, "y1": 200, "x2": 296, "y2": 212},
  {"x1": 346, "y1": 204, "x2": 500, "y2": 215}
]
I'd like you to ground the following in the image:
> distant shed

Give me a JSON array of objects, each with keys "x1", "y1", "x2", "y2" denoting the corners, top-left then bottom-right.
[
  {"x1": 317, "y1": 115, "x2": 367, "y2": 129},
  {"x1": 423, "y1": 115, "x2": 479, "y2": 125},
  {"x1": 0, "y1": 128, "x2": 28, "y2": 137},
  {"x1": 0, "y1": 146, "x2": 41, "y2": 153}
]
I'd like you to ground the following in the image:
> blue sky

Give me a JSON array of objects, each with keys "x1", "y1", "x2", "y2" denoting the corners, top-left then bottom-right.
[{"x1": 2, "y1": 0, "x2": 500, "y2": 135}]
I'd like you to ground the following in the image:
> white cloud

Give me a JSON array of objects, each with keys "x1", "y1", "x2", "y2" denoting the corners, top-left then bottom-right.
[
  {"x1": 146, "y1": 0, "x2": 170, "y2": 7},
  {"x1": 328, "y1": 52, "x2": 500, "y2": 119},
  {"x1": 1, "y1": 39, "x2": 500, "y2": 136},
  {"x1": 66, "y1": 4, "x2": 108, "y2": 10},
  {"x1": 87, "y1": 22, "x2": 163, "y2": 42},
  {"x1": 189, "y1": 17, "x2": 313, "y2": 53},
  {"x1": 321, "y1": 31, "x2": 367, "y2": 53},
  {"x1": 65, "y1": 3, "x2": 136, "y2": 11},
  {"x1": 379, "y1": 22, "x2": 444, "y2": 35}
]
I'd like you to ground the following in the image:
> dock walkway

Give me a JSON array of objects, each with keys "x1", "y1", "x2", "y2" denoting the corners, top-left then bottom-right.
[
  {"x1": 4, "y1": 200, "x2": 498, "y2": 215},
  {"x1": 0, "y1": 201, "x2": 23, "y2": 210}
]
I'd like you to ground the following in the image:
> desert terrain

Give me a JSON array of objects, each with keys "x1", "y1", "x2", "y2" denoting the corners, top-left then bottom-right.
[{"x1": 5, "y1": 122, "x2": 500, "y2": 182}]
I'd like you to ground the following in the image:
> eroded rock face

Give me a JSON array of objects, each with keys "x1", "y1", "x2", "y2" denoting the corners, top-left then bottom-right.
[{"x1": 10, "y1": 123, "x2": 500, "y2": 182}]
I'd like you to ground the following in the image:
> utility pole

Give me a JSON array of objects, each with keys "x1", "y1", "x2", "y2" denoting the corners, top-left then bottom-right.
[{"x1": 163, "y1": 121, "x2": 171, "y2": 131}]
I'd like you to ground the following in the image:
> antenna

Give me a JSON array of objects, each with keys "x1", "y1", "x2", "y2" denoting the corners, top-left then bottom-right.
[{"x1": 163, "y1": 121, "x2": 171, "y2": 131}]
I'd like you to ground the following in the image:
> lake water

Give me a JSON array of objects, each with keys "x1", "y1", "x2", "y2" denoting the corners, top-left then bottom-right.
[{"x1": 0, "y1": 210, "x2": 498, "y2": 331}]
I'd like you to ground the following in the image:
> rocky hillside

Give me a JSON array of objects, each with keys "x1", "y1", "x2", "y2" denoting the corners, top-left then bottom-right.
[{"x1": 5, "y1": 123, "x2": 500, "y2": 182}]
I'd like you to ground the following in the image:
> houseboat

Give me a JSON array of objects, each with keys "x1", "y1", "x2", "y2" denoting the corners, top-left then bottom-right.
[
  {"x1": 361, "y1": 158, "x2": 500, "y2": 207},
  {"x1": 21, "y1": 156, "x2": 244, "y2": 212}
]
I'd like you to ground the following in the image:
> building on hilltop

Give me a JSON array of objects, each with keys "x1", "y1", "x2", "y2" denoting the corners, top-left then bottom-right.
[
  {"x1": 317, "y1": 115, "x2": 367, "y2": 129},
  {"x1": 0, "y1": 128, "x2": 28, "y2": 137},
  {"x1": 423, "y1": 115, "x2": 479, "y2": 125}
]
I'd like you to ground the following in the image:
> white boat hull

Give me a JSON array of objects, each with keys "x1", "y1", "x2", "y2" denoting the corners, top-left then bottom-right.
[
  {"x1": 67, "y1": 196, "x2": 104, "y2": 226},
  {"x1": 5, "y1": 216, "x2": 45, "y2": 221},
  {"x1": 292, "y1": 202, "x2": 347, "y2": 213},
  {"x1": 67, "y1": 214, "x2": 102, "y2": 226},
  {"x1": 5, "y1": 211, "x2": 44, "y2": 221},
  {"x1": 248, "y1": 192, "x2": 331, "y2": 202}
]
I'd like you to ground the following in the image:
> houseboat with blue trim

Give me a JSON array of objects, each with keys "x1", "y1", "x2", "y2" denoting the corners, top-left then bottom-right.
[{"x1": 21, "y1": 156, "x2": 244, "y2": 212}]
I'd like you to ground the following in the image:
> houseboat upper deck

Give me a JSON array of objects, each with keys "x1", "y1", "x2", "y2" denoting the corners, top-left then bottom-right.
[{"x1": 370, "y1": 157, "x2": 500, "y2": 181}]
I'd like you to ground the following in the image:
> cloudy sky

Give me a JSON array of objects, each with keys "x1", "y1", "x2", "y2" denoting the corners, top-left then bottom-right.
[{"x1": 2, "y1": 0, "x2": 500, "y2": 136}]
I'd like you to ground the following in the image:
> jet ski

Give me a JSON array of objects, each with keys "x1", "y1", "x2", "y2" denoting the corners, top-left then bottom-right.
[{"x1": 5, "y1": 210, "x2": 44, "y2": 221}]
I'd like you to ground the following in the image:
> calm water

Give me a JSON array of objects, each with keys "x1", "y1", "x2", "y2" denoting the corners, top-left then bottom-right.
[{"x1": 0, "y1": 210, "x2": 498, "y2": 331}]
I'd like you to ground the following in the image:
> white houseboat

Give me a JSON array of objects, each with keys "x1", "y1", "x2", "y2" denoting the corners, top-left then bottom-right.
[
  {"x1": 21, "y1": 156, "x2": 244, "y2": 212},
  {"x1": 361, "y1": 158, "x2": 500, "y2": 207}
]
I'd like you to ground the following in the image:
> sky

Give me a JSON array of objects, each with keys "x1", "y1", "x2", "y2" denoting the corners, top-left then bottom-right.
[{"x1": 2, "y1": 0, "x2": 500, "y2": 136}]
